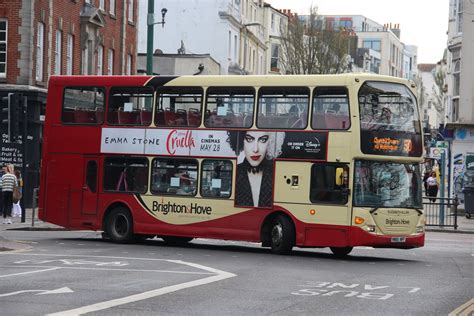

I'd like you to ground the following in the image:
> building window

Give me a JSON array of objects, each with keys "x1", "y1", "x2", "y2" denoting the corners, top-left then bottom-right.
[
  {"x1": 126, "y1": 54, "x2": 132, "y2": 75},
  {"x1": 97, "y1": 45, "x2": 103, "y2": 75},
  {"x1": 234, "y1": 35, "x2": 237, "y2": 61},
  {"x1": 54, "y1": 30, "x2": 62, "y2": 75},
  {"x1": 0, "y1": 19, "x2": 7, "y2": 78},
  {"x1": 456, "y1": 0, "x2": 463, "y2": 33},
  {"x1": 228, "y1": 31, "x2": 231, "y2": 60},
  {"x1": 271, "y1": 13, "x2": 275, "y2": 31},
  {"x1": 66, "y1": 34, "x2": 73, "y2": 75},
  {"x1": 107, "y1": 48, "x2": 114, "y2": 75},
  {"x1": 82, "y1": 41, "x2": 91, "y2": 75},
  {"x1": 99, "y1": 0, "x2": 105, "y2": 11},
  {"x1": 270, "y1": 43, "x2": 279, "y2": 71},
  {"x1": 36, "y1": 22, "x2": 45, "y2": 82},
  {"x1": 110, "y1": 0, "x2": 116, "y2": 15},
  {"x1": 127, "y1": 0, "x2": 134, "y2": 23},
  {"x1": 362, "y1": 40, "x2": 381, "y2": 52}
]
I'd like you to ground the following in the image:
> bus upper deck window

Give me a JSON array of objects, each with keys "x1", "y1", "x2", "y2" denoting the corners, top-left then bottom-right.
[
  {"x1": 155, "y1": 87, "x2": 203, "y2": 127},
  {"x1": 108, "y1": 87, "x2": 154, "y2": 126},
  {"x1": 312, "y1": 87, "x2": 350, "y2": 130},
  {"x1": 62, "y1": 87, "x2": 105, "y2": 124},
  {"x1": 205, "y1": 87, "x2": 255, "y2": 128},
  {"x1": 257, "y1": 87, "x2": 309, "y2": 130}
]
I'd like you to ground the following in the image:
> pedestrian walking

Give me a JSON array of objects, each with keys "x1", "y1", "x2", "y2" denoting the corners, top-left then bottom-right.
[
  {"x1": 0, "y1": 165, "x2": 5, "y2": 217},
  {"x1": 1, "y1": 164, "x2": 18, "y2": 224},
  {"x1": 426, "y1": 171, "x2": 438, "y2": 202},
  {"x1": 423, "y1": 170, "x2": 431, "y2": 195}
]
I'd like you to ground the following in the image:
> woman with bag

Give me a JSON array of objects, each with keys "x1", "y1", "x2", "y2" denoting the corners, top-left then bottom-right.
[
  {"x1": 12, "y1": 170, "x2": 23, "y2": 218},
  {"x1": 1, "y1": 164, "x2": 18, "y2": 224}
]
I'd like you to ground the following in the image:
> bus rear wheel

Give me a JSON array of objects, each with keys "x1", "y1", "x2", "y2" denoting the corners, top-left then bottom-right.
[
  {"x1": 106, "y1": 207, "x2": 134, "y2": 243},
  {"x1": 330, "y1": 246, "x2": 353, "y2": 257},
  {"x1": 161, "y1": 236, "x2": 193, "y2": 245},
  {"x1": 270, "y1": 215, "x2": 295, "y2": 255}
]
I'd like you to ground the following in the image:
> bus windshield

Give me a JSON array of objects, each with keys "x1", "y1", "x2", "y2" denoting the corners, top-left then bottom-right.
[
  {"x1": 359, "y1": 81, "x2": 420, "y2": 133},
  {"x1": 354, "y1": 160, "x2": 422, "y2": 208}
]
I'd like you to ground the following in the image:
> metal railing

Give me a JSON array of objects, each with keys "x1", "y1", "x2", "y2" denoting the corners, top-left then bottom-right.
[{"x1": 423, "y1": 196, "x2": 458, "y2": 229}]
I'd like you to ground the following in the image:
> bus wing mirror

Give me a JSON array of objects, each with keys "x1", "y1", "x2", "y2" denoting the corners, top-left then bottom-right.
[{"x1": 335, "y1": 167, "x2": 344, "y2": 186}]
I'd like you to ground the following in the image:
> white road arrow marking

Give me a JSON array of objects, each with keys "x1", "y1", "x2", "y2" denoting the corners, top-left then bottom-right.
[{"x1": 0, "y1": 287, "x2": 73, "y2": 298}]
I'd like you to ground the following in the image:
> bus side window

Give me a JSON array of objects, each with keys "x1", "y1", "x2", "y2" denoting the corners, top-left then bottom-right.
[
  {"x1": 155, "y1": 87, "x2": 203, "y2": 127},
  {"x1": 62, "y1": 87, "x2": 105, "y2": 124},
  {"x1": 257, "y1": 87, "x2": 309, "y2": 129},
  {"x1": 151, "y1": 158, "x2": 198, "y2": 196},
  {"x1": 103, "y1": 157, "x2": 148, "y2": 193},
  {"x1": 310, "y1": 164, "x2": 349, "y2": 204},
  {"x1": 204, "y1": 87, "x2": 254, "y2": 128},
  {"x1": 108, "y1": 87, "x2": 154, "y2": 126},
  {"x1": 312, "y1": 87, "x2": 350, "y2": 130},
  {"x1": 200, "y1": 160, "x2": 233, "y2": 198}
]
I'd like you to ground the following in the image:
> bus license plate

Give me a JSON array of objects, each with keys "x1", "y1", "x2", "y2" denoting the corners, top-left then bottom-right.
[{"x1": 391, "y1": 237, "x2": 406, "y2": 243}]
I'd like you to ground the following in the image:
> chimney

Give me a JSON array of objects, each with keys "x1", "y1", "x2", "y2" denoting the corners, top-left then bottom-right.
[{"x1": 390, "y1": 23, "x2": 401, "y2": 39}]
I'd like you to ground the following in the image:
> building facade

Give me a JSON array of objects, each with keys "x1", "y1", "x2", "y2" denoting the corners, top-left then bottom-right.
[
  {"x1": 445, "y1": 0, "x2": 474, "y2": 202},
  {"x1": 0, "y1": 0, "x2": 138, "y2": 206},
  {"x1": 323, "y1": 16, "x2": 418, "y2": 79},
  {"x1": 138, "y1": 0, "x2": 287, "y2": 75}
]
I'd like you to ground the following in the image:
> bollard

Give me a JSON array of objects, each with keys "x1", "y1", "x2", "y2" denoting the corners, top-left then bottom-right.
[{"x1": 31, "y1": 188, "x2": 39, "y2": 227}]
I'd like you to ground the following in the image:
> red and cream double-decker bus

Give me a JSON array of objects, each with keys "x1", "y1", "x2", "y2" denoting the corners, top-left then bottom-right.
[{"x1": 39, "y1": 74, "x2": 425, "y2": 256}]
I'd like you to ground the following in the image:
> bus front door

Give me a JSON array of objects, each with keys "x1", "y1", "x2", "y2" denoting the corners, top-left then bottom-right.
[{"x1": 81, "y1": 157, "x2": 99, "y2": 215}]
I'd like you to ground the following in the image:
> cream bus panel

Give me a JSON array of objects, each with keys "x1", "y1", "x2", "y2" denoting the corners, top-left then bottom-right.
[{"x1": 274, "y1": 161, "x2": 350, "y2": 226}]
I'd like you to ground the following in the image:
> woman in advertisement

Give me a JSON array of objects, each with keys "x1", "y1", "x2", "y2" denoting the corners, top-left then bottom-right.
[{"x1": 227, "y1": 131, "x2": 285, "y2": 207}]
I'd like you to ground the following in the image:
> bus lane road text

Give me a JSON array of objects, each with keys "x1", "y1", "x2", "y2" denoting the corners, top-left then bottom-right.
[{"x1": 291, "y1": 281, "x2": 420, "y2": 300}]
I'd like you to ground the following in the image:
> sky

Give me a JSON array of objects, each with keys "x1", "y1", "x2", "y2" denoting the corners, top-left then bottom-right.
[{"x1": 266, "y1": 0, "x2": 449, "y2": 64}]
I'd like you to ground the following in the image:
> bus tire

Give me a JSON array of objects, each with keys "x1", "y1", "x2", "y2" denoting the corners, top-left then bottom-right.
[
  {"x1": 161, "y1": 236, "x2": 193, "y2": 245},
  {"x1": 330, "y1": 246, "x2": 353, "y2": 257},
  {"x1": 270, "y1": 215, "x2": 295, "y2": 255},
  {"x1": 106, "y1": 207, "x2": 134, "y2": 243}
]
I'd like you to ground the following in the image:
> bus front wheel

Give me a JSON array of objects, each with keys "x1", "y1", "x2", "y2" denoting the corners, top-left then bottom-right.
[
  {"x1": 330, "y1": 246, "x2": 353, "y2": 257},
  {"x1": 106, "y1": 207, "x2": 134, "y2": 243},
  {"x1": 270, "y1": 215, "x2": 295, "y2": 255}
]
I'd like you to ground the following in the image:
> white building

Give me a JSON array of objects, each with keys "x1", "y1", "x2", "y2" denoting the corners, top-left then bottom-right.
[
  {"x1": 137, "y1": 0, "x2": 287, "y2": 75},
  {"x1": 445, "y1": 0, "x2": 474, "y2": 201},
  {"x1": 138, "y1": 0, "x2": 243, "y2": 75},
  {"x1": 417, "y1": 63, "x2": 444, "y2": 130},
  {"x1": 322, "y1": 15, "x2": 417, "y2": 78}
]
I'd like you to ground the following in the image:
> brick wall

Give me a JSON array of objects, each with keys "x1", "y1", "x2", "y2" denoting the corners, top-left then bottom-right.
[{"x1": 0, "y1": 0, "x2": 138, "y2": 86}]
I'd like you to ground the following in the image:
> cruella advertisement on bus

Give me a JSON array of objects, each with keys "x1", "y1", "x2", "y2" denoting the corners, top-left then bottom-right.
[{"x1": 101, "y1": 128, "x2": 327, "y2": 208}]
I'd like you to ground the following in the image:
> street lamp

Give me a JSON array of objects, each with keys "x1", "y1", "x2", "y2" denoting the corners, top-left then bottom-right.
[{"x1": 146, "y1": 1, "x2": 168, "y2": 75}]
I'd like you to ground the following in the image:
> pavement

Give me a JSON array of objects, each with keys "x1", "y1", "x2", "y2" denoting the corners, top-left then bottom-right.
[{"x1": 1, "y1": 208, "x2": 473, "y2": 252}]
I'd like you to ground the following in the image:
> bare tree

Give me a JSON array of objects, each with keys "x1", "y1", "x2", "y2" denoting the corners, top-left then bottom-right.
[{"x1": 279, "y1": 6, "x2": 351, "y2": 74}]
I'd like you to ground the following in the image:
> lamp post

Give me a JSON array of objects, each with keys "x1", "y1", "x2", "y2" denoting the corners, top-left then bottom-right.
[{"x1": 146, "y1": 1, "x2": 167, "y2": 75}]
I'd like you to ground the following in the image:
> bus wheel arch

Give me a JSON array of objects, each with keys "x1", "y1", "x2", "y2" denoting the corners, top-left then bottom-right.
[
  {"x1": 261, "y1": 212, "x2": 296, "y2": 255},
  {"x1": 103, "y1": 203, "x2": 135, "y2": 243},
  {"x1": 330, "y1": 246, "x2": 353, "y2": 257}
]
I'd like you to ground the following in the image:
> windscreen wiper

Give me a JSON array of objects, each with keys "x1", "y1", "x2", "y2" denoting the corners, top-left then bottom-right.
[{"x1": 369, "y1": 207, "x2": 379, "y2": 214}]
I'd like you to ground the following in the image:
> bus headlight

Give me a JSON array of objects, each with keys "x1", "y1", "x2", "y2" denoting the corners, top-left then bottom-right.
[
  {"x1": 415, "y1": 226, "x2": 424, "y2": 234},
  {"x1": 366, "y1": 225, "x2": 376, "y2": 232}
]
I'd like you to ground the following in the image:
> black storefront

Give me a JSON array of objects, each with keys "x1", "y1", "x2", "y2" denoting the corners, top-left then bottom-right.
[{"x1": 1, "y1": 86, "x2": 46, "y2": 208}]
